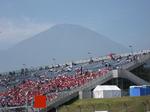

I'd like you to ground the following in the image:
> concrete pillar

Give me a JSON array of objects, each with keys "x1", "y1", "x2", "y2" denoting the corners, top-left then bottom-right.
[
  {"x1": 112, "y1": 69, "x2": 119, "y2": 78},
  {"x1": 79, "y1": 89, "x2": 92, "y2": 99}
]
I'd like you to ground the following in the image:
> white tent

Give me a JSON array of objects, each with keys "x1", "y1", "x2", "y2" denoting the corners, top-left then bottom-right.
[{"x1": 93, "y1": 85, "x2": 121, "y2": 98}]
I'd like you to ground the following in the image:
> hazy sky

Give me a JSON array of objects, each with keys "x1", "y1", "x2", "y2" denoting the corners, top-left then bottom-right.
[{"x1": 0, "y1": 0, "x2": 150, "y2": 50}]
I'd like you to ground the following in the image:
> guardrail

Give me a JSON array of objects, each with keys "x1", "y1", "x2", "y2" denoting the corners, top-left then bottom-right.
[{"x1": 0, "y1": 105, "x2": 32, "y2": 112}]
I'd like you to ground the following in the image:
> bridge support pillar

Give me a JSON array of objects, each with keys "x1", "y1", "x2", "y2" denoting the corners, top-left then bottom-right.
[
  {"x1": 112, "y1": 69, "x2": 119, "y2": 78},
  {"x1": 79, "y1": 89, "x2": 92, "y2": 99}
]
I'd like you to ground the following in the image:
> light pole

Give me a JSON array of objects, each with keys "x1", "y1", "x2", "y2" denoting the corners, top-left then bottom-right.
[
  {"x1": 23, "y1": 64, "x2": 26, "y2": 76},
  {"x1": 52, "y1": 58, "x2": 56, "y2": 65},
  {"x1": 129, "y1": 45, "x2": 133, "y2": 55},
  {"x1": 88, "y1": 52, "x2": 92, "y2": 60}
]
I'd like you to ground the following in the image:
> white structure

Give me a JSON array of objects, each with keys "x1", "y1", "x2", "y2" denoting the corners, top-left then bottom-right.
[{"x1": 93, "y1": 85, "x2": 121, "y2": 98}]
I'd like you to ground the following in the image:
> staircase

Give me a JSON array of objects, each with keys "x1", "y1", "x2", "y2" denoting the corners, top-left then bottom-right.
[{"x1": 118, "y1": 69, "x2": 150, "y2": 85}]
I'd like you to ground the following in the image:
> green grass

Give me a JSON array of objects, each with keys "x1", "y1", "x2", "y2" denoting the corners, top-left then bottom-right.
[{"x1": 58, "y1": 96, "x2": 150, "y2": 112}]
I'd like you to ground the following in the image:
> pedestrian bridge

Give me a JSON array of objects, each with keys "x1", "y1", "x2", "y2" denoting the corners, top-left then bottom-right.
[{"x1": 41, "y1": 52, "x2": 150, "y2": 112}]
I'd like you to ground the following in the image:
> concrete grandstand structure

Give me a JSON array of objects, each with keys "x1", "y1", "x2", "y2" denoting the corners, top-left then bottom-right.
[
  {"x1": 42, "y1": 50, "x2": 150, "y2": 112},
  {"x1": 0, "y1": 50, "x2": 150, "y2": 112}
]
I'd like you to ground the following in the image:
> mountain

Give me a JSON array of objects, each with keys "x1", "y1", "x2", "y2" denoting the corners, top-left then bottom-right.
[{"x1": 0, "y1": 24, "x2": 128, "y2": 72}]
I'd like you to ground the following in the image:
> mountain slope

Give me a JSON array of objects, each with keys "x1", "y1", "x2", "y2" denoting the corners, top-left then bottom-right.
[{"x1": 0, "y1": 24, "x2": 128, "y2": 72}]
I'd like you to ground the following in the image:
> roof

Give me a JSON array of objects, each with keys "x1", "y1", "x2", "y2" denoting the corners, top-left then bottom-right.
[
  {"x1": 93, "y1": 85, "x2": 121, "y2": 91},
  {"x1": 130, "y1": 86, "x2": 143, "y2": 88}
]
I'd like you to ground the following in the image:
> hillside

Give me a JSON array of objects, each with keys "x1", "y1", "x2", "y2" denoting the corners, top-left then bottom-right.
[
  {"x1": 0, "y1": 24, "x2": 128, "y2": 72},
  {"x1": 59, "y1": 96, "x2": 150, "y2": 112}
]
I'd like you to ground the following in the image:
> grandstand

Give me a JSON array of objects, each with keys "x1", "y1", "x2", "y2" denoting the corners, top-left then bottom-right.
[{"x1": 0, "y1": 50, "x2": 150, "y2": 112}]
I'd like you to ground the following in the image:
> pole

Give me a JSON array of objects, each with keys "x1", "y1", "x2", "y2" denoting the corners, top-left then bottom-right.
[
  {"x1": 129, "y1": 45, "x2": 133, "y2": 56},
  {"x1": 116, "y1": 78, "x2": 118, "y2": 87},
  {"x1": 52, "y1": 58, "x2": 56, "y2": 65},
  {"x1": 80, "y1": 66, "x2": 83, "y2": 75},
  {"x1": 123, "y1": 102, "x2": 127, "y2": 112},
  {"x1": 88, "y1": 52, "x2": 93, "y2": 61},
  {"x1": 23, "y1": 64, "x2": 26, "y2": 76}
]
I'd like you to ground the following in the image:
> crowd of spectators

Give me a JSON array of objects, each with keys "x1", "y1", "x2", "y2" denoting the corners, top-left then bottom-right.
[{"x1": 0, "y1": 66, "x2": 110, "y2": 107}]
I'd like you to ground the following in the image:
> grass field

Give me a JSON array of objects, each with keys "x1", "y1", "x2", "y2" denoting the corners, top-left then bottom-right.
[{"x1": 58, "y1": 96, "x2": 150, "y2": 112}]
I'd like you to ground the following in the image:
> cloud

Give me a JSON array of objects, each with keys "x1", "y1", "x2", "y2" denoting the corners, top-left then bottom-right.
[{"x1": 0, "y1": 17, "x2": 54, "y2": 50}]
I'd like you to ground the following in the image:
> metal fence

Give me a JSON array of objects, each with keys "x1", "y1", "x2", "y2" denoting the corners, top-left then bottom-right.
[{"x1": 0, "y1": 105, "x2": 33, "y2": 112}]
